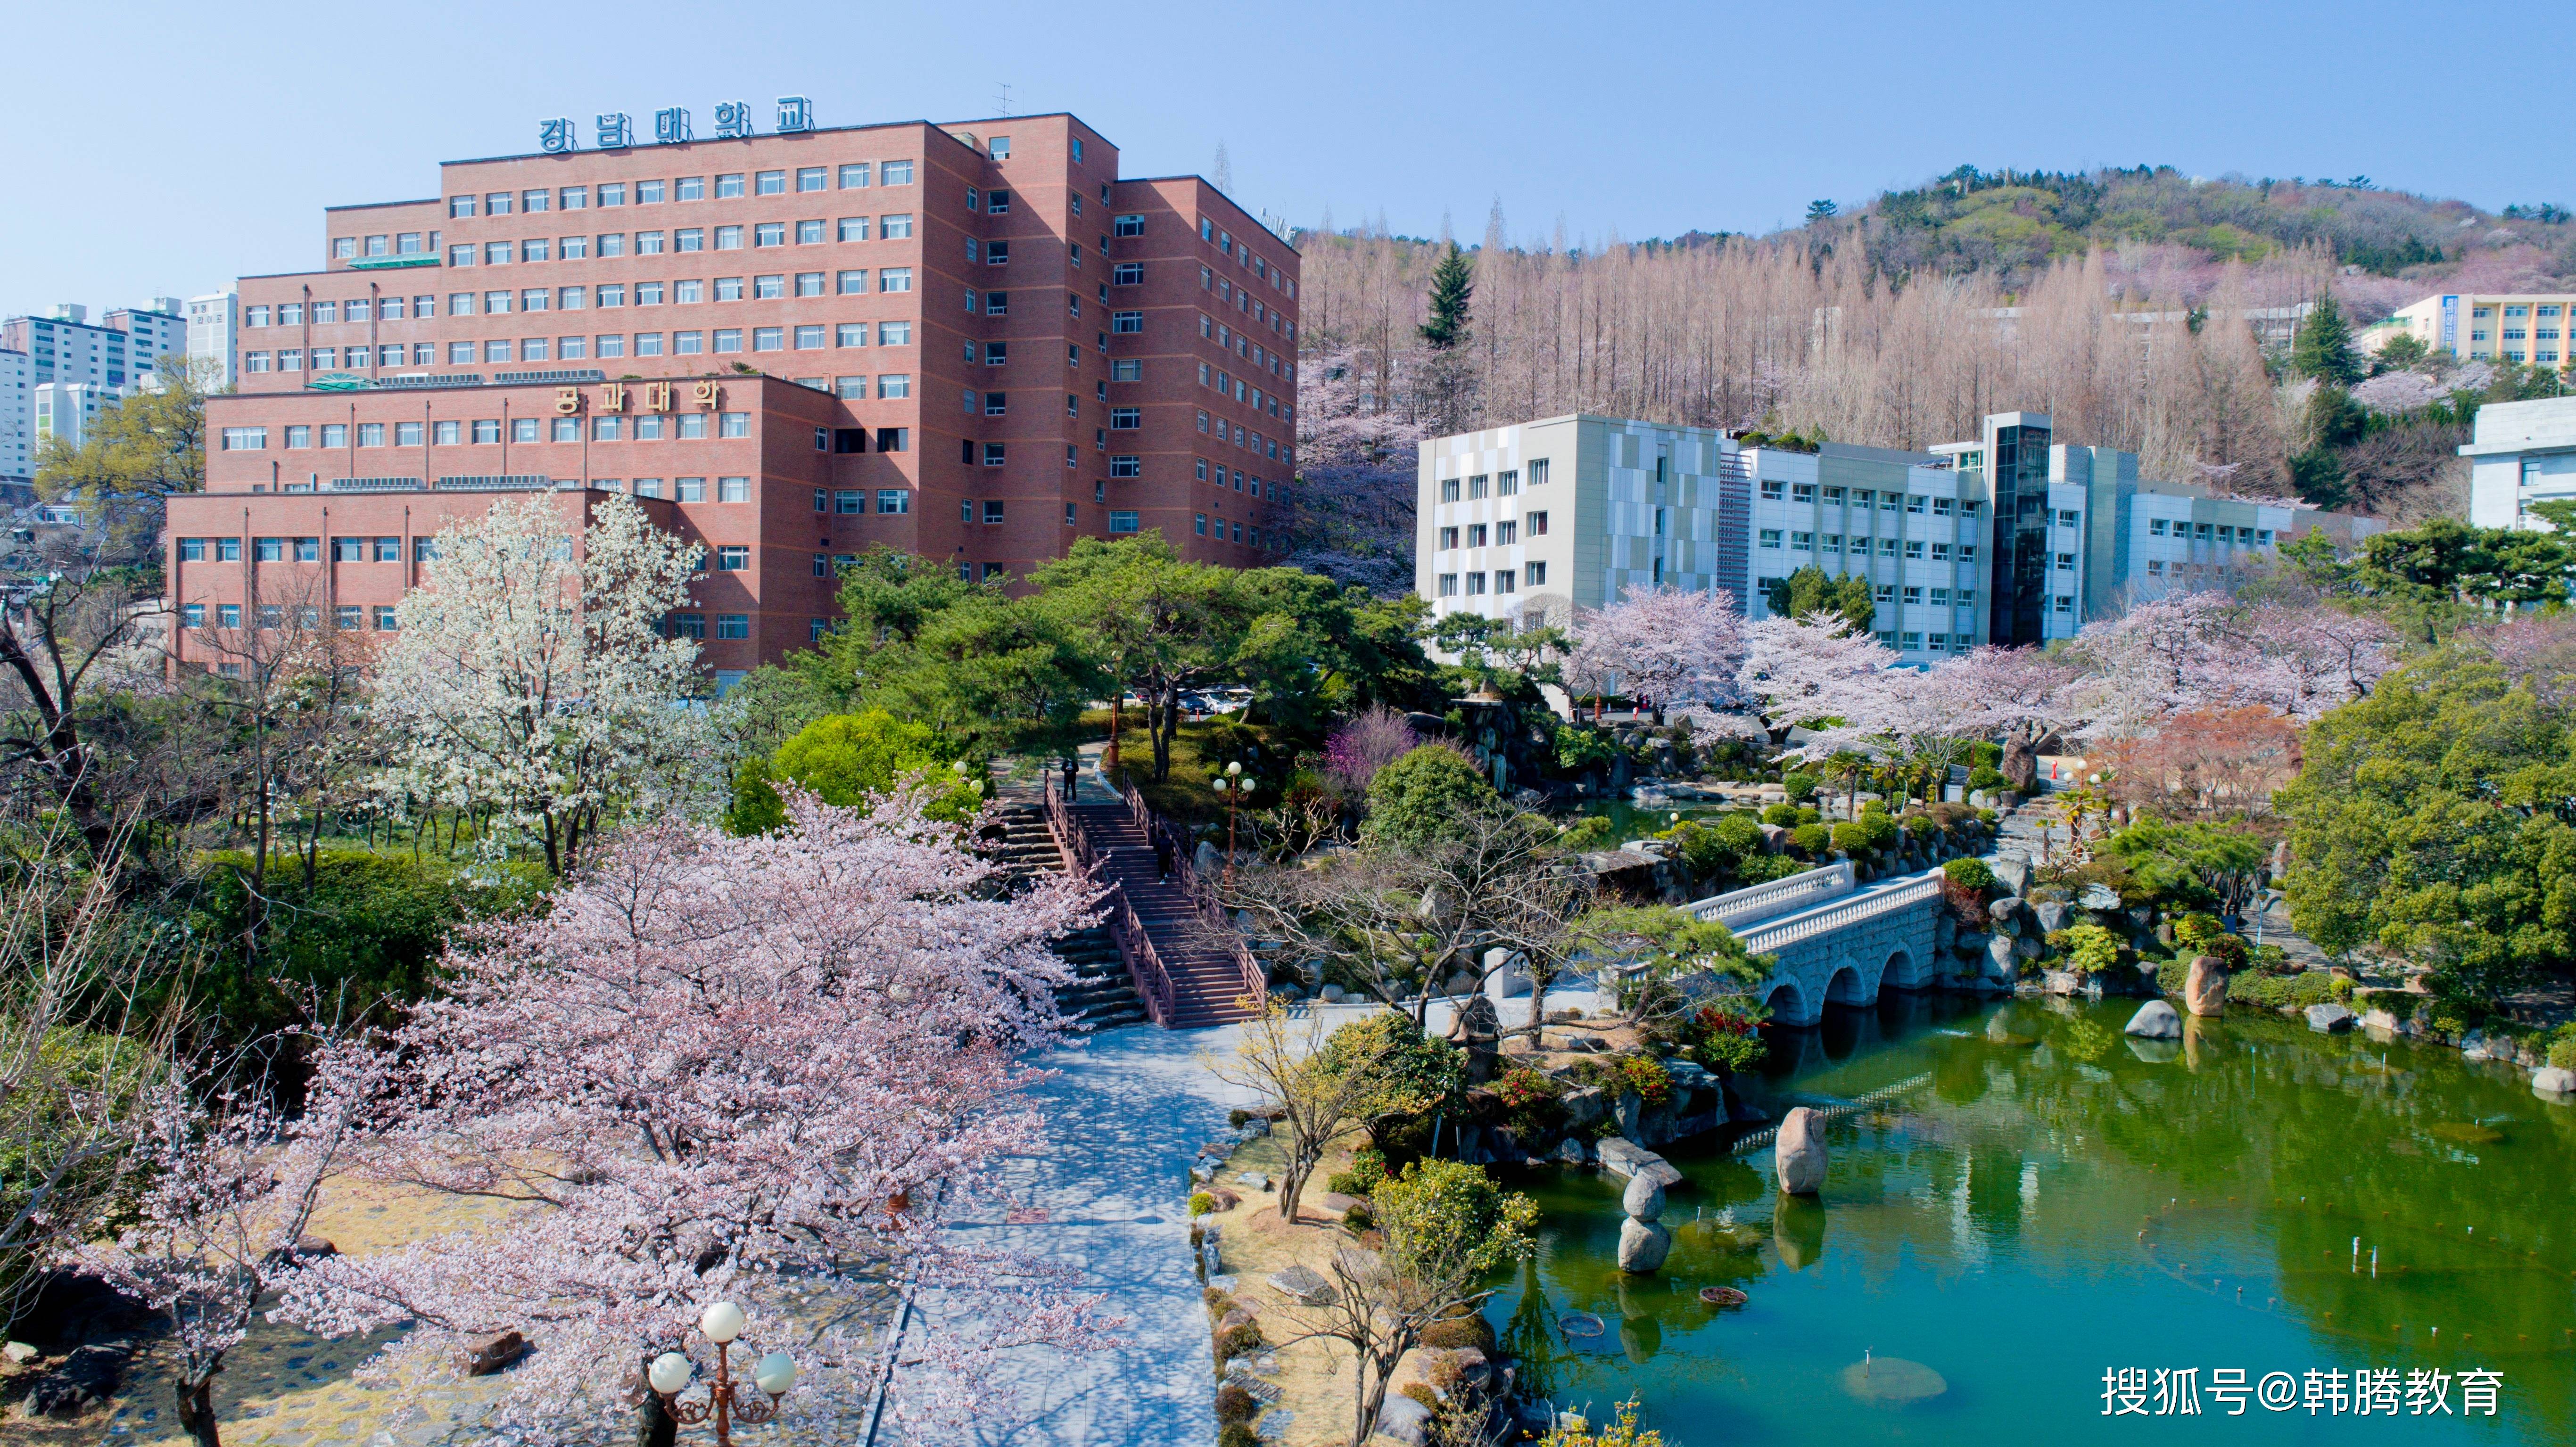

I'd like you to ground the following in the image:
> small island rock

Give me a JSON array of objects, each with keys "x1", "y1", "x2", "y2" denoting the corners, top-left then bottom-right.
[
  {"x1": 1775, "y1": 1106, "x2": 1828, "y2": 1195},
  {"x1": 2124, "y1": 1001, "x2": 2183, "y2": 1039}
]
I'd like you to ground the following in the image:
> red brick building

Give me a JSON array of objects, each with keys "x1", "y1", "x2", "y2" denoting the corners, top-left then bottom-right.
[{"x1": 170, "y1": 111, "x2": 1301, "y2": 685}]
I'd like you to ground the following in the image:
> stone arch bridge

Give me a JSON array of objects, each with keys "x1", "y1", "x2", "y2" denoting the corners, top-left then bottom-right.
[{"x1": 1677, "y1": 862, "x2": 1945, "y2": 1027}]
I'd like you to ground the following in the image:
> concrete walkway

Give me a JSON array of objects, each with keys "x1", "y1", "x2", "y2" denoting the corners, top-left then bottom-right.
[
  {"x1": 882, "y1": 981, "x2": 1610, "y2": 1446},
  {"x1": 883, "y1": 1023, "x2": 1260, "y2": 1447}
]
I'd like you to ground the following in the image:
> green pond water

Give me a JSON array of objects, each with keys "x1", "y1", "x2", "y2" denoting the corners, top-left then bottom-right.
[{"x1": 1486, "y1": 993, "x2": 2576, "y2": 1445}]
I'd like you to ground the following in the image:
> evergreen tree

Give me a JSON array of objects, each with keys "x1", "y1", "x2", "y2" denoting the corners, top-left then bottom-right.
[
  {"x1": 2289, "y1": 294, "x2": 2363, "y2": 386},
  {"x1": 1419, "y1": 242, "x2": 1474, "y2": 350},
  {"x1": 1764, "y1": 565, "x2": 1874, "y2": 633}
]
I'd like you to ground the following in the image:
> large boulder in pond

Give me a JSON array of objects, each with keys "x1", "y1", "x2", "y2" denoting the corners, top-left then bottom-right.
[
  {"x1": 1621, "y1": 1173, "x2": 1665, "y2": 1222},
  {"x1": 1775, "y1": 1107, "x2": 1827, "y2": 1195},
  {"x1": 2123, "y1": 1001, "x2": 2183, "y2": 1039},
  {"x1": 2532, "y1": 1066, "x2": 2576, "y2": 1099},
  {"x1": 2306, "y1": 1003, "x2": 2356, "y2": 1033},
  {"x1": 1616, "y1": 1217, "x2": 1674, "y2": 1274},
  {"x1": 2183, "y1": 956, "x2": 2229, "y2": 1017}
]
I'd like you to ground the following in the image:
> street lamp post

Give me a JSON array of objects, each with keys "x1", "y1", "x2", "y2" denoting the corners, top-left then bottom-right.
[
  {"x1": 647, "y1": 1301, "x2": 797, "y2": 1447},
  {"x1": 1210, "y1": 761, "x2": 1255, "y2": 886}
]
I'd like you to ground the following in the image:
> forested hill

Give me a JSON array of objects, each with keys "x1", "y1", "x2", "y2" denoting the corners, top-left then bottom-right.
[{"x1": 1806, "y1": 165, "x2": 2572, "y2": 288}]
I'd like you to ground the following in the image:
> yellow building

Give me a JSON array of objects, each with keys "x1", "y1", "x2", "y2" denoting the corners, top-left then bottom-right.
[{"x1": 2366, "y1": 292, "x2": 2576, "y2": 367}]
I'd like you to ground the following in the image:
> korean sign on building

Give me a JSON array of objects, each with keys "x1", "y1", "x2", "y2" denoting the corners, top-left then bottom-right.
[{"x1": 540, "y1": 98, "x2": 813, "y2": 155}]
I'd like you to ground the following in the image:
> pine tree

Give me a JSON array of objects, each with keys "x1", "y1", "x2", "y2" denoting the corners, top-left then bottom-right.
[
  {"x1": 1419, "y1": 242, "x2": 1474, "y2": 350},
  {"x1": 2290, "y1": 294, "x2": 2362, "y2": 386}
]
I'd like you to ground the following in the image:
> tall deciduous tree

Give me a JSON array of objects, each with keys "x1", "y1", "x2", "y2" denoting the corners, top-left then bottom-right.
[
  {"x1": 278, "y1": 787, "x2": 1108, "y2": 1438},
  {"x1": 372, "y1": 494, "x2": 708, "y2": 875}
]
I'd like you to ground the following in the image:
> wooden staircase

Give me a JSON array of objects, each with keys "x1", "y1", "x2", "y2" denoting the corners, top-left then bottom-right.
[
  {"x1": 1066, "y1": 802, "x2": 1266, "y2": 1029},
  {"x1": 982, "y1": 804, "x2": 1148, "y2": 1031}
]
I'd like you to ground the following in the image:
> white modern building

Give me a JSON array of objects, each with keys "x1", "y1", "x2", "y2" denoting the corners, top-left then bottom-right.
[
  {"x1": 186, "y1": 287, "x2": 239, "y2": 387},
  {"x1": 1745, "y1": 437, "x2": 1997, "y2": 654},
  {"x1": 1416, "y1": 412, "x2": 1748, "y2": 632},
  {"x1": 1419, "y1": 410, "x2": 2384, "y2": 670},
  {"x1": 2464, "y1": 395, "x2": 2576, "y2": 530}
]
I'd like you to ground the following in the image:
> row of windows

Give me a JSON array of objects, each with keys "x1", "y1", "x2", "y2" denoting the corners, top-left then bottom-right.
[
  {"x1": 1435, "y1": 514, "x2": 1551, "y2": 549},
  {"x1": 445, "y1": 163, "x2": 915, "y2": 220},
  {"x1": 1194, "y1": 403, "x2": 1288, "y2": 466},
  {"x1": 1758, "y1": 531, "x2": 1982, "y2": 562},
  {"x1": 1759, "y1": 480, "x2": 1984, "y2": 516},
  {"x1": 1875, "y1": 631, "x2": 1982, "y2": 653},
  {"x1": 246, "y1": 296, "x2": 436, "y2": 327},
  {"x1": 1435, "y1": 461, "x2": 1552, "y2": 501},
  {"x1": 1194, "y1": 216, "x2": 1294, "y2": 303},
  {"x1": 1432, "y1": 564, "x2": 1549, "y2": 596},
  {"x1": 438, "y1": 217, "x2": 916, "y2": 268},
  {"x1": 1760, "y1": 577, "x2": 1984, "y2": 610},
  {"x1": 219, "y1": 413, "x2": 756, "y2": 450},
  {"x1": 1195, "y1": 313, "x2": 1289, "y2": 382},
  {"x1": 2147, "y1": 519, "x2": 2273, "y2": 544},
  {"x1": 1191, "y1": 459, "x2": 1274, "y2": 499},
  {"x1": 248, "y1": 264, "x2": 918, "y2": 333},
  {"x1": 1193, "y1": 514, "x2": 1262, "y2": 546},
  {"x1": 245, "y1": 326, "x2": 918, "y2": 370},
  {"x1": 186, "y1": 602, "x2": 749, "y2": 639}
]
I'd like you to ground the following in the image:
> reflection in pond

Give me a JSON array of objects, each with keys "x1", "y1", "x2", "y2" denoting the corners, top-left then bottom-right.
[{"x1": 1486, "y1": 993, "x2": 2576, "y2": 1444}]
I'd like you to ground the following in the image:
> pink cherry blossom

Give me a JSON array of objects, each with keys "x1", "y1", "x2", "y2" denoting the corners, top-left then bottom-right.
[
  {"x1": 1570, "y1": 585, "x2": 1748, "y2": 717},
  {"x1": 272, "y1": 784, "x2": 1114, "y2": 1437}
]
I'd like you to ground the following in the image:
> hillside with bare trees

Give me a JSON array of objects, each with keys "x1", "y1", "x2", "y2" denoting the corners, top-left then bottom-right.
[{"x1": 1288, "y1": 169, "x2": 2576, "y2": 588}]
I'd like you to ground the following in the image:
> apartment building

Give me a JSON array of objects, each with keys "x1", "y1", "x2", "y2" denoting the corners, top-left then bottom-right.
[
  {"x1": 2368, "y1": 292, "x2": 2576, "y2": 365},
  {"x1": 170, "y1": 109, "x2": 1301, "y2": 683},
  {"x1": 187, "y1": 288, "x2": 240, "y2": 387},
  {"x1": 0, "y1": 349, "x2": 28, "y2": 489},
  {"x1": 2464, "y1": 395, "x2": 2576, "y2": 530},
  {"x1": 1419, "y1": 410, "x2": 2382, "y2": 673}
]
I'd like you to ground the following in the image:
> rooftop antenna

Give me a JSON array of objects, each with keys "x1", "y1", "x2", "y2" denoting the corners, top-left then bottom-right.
[{"x1": 993, "y1": 82, "x2": 1014, "y2": 117}]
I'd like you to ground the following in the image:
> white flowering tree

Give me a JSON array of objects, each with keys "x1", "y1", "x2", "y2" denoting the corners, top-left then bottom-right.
[{"x1": 373, "y1": 494, "x2": 707, "y2": 874}]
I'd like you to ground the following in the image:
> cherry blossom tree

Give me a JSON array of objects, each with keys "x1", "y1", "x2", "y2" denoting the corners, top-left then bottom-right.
[
  {"x1": 2065, "y1": 591, "x2": 2241, "y2": 737},
  {"x1": 274, "y1": 786, "x2": 1110, "y2": 1440},
  {"x1": 76, "y1": 1038, "x2": 377, "y2": 1447},
  {"x1": 372, "y1": 493, "x2": 710, "y2": 874},
  {"x1": 1569, "y1": 585, "x2": 1746, "y2": 722},
  {"x1": 1734, "y1": 613, "x2": 1900, "y2": 750},
  {"x1": 1936, "y1": 645, "x2": 2085, "y2": 790},
  {"x1": 2243, "y1": 602, "x2": 2397, "y2": 718}
]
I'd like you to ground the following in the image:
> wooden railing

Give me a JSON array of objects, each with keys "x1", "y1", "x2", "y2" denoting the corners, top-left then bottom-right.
[
  {"x1": 1116, "y1": 774, "x2": 1269, "y2": 1006},
  {"x1": 1042, "y1": 776, "x2": 1177, "y2": 1028},
  {"x1": 1105, "y1": 888, "x2": 1179, "y2": 1027}
]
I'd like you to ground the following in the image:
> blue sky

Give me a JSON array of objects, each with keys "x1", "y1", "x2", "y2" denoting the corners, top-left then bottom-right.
[{"x1": 6, "y1": 0, "x2": 2571, "y2": 322}]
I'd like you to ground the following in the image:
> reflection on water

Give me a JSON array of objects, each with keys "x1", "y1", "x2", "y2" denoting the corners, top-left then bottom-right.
[{"x1": 1486, "y1": 994, "x2": 2576, "y2": 1444}]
